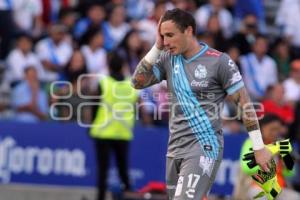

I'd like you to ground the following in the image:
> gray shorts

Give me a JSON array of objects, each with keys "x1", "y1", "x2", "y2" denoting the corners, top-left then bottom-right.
[{"x1": 166, "y1": 152, "x2": 222, "y2": 200}]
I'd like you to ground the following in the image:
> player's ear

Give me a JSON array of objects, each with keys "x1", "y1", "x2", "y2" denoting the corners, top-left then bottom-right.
[{"x1": 185, "y1": 26, "x2": 193, "y2": 36}]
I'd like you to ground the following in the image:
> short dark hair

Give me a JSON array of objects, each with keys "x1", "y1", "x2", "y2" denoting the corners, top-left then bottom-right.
[
  {"x1": 161, "y1": 8, "x2": 196, "y2": 35},
  {"x1": 255, "y1": 33, "x2": 268, "y2": 43},
  {"x1": 108, "y1": 52, "x2": 124, "y2": 73},
  {"x1": 259, "y1": 114, "x2": 282, "y2": 127},
  {"x1": 80, "y1": 27, "x2": 102, "y2": 45}
]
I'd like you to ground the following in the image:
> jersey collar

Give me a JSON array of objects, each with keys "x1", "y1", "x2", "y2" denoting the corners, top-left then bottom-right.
[{"x1": 181, "y1": 42, "x2": 208, "y2": 63}]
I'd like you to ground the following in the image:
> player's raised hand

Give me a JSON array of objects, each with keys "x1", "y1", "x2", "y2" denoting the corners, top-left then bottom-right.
[{"x1": 155, "y1": 17, "x2": 164, "y2": 50}]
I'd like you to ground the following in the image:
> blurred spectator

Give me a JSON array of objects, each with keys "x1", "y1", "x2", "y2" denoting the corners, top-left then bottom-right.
[
  {"x1": 230, "y1": 14, "x2": 259, "y2": 55},
  {"x1": 221, "y1": 99, "x2": 244, "y2": 135},
  {"x1": 154, "y1": 83, "x2": 169, "y2": 126},
  {"x1": 73, "y1": 3, "x2": 106, "y2": 41},
  {"x1": 226, "y1": 44, "x2": 241, "y2": 72},
  {"x1": 117, "y1": 30, "x2": 143, "y2": 75},
  {"x1": 102, "y1": 4, "x2": 130, "y2": 51},
  {"x1": 75, "y1": 0, "x2": 107, "y2": 16},
  {"x1": 206, "y1": 13, "x2": 228, "y2": 52},
  {"x1": 58, "y1": 77, "x2": 91, "y2": 124},
  {"x1": 240, "y1": 34, "x2": 278, "y2": 101},
  {"x1": 134, "y1": 0, "x2": 167, "y2": 46},
  {"x1": 0, "y1": 61, "x2": 11, "y2": 119},
  {"x1": 0, "y1": 0, "x2": 16, "y2": 59},
  {"x1": 197, "y1": 32, "x2": 215, "y2": 48},
  {"x1": 11, "y1": 66, "x2": 48, "y2": 122},
  {"x1": 41, "y1": 0, "x2": 78, "y2": 25},
  {"x1": 104, "y1": 0, "x2": 124, "y2": 8},
  {"x1": 13, "y1": 0, "x2": 43, "y2": 38},
  {"x1": 58, "y1": 7, "x2": 78, "y2": 37},
  {"x1": 234, "y1": 0, "x2": 266, "y2": 33},
  {"x1": 260, "y1": 83, "x2": 294, "y2": 125},
  {"x1": 289, "y1": 101, "x2": 300, "y2": 156},
  {"x1": 276, "y1": 0, "x2": 300, "y2": 59},
  {"x1": 195, "y1": 0, "x2": 233, "y2": 38},
  {"x1": 283, "y1": 60, "x2": 300, "y2": 106},
  {"x1": 90, "y1": 52, "x2": 139, "y2": 200},
  {"x1": 64, "y1": 49, "x2": 87, "y2": 82},
  {"x1": 272, "y1": 38, "x2": 292, "y2": 80},
  {"x1": 126, "y1": 0, "x2": 154, "y2": 20},
  {"x1": 224, "y1": 0, "x2": 235, "y2": 15},
  {"x1": 6, "y1": 33, "x2": 44, "y2": 86},
  {"x1": 171, "y1": 0, "x2": 197, "y2": 12},
  {"x1": 35, "y1": 24, "x2": 73, "y2": 82},
  {"x1": 80, "y1": 28, "x2": 108, "y2": 75},
  {"x1": 138, "y1": 87, "x2": 158, "y2": 126}
]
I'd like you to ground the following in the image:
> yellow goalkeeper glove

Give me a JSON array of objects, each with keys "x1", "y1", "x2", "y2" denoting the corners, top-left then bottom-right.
[
  {"x1": 266, "y1": 139, "x2": 294, "y2": 170},
  {"x1": 251, "y1": 159, "x2": 282, "y2": 200},
  {"x1": 242, "y1": 139, "x2": 294, "y2": 199}
]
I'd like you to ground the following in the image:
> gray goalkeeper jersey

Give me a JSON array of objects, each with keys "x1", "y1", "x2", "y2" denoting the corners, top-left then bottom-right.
[{"x1": 152, "y1": 43, "x2": 244, "y2": 159}]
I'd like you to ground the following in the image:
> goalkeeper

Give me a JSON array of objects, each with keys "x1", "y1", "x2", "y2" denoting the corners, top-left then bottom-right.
[{"x1": 238, "y1": 115, "x2": 300, "y2": 200}]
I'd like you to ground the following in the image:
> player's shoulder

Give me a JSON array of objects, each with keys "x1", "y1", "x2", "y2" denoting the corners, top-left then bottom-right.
[
  {"x1": 203, "y1": 46, "x2": 231, "y2": 66},
  {"x1": 204, "y1": 47, "x2": 223, "y2": 58}
]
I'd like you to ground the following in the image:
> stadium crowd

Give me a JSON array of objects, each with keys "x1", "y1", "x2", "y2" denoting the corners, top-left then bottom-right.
[{"x1": 1, "y1": 0, "x2": 300, "y2": 196}]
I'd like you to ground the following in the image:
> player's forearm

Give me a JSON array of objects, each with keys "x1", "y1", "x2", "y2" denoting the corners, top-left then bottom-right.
[
  {"x1": 131, "y1": 45, "x2": 162, "y2": 89},
  {"x1": 242, "y1": 103, "x2": 264, "y2": 150},
  {"x1": 230, "y1": 88, "x2": 264, "y2": 150}
]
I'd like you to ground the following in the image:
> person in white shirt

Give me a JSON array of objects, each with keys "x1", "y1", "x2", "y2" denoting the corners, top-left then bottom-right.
[
  {"x1": 11, "y1": 66, "x2": 48, "y2": 122},
  {"x1": 102, "y1": 5, "x2": 130, "y2": 51},
  {"x1": 276, "y1": 0, "x2": 300, "y2": 58},
  {"x1": 35, "y1": 24, "x2": 73, "y2": 82},
  {"x1": 134, "y1": 0, "x2": 167, "y2": 46},
  {"x1": 80, "y1": 28, "x2": 108, "y2": 75},
  {"x1": 283, "y1": 60, "x2": 300, "y2": 106},
  {"x1": 13, "y1": 0, "x2": 43, "y2": 37},
  {"x1": 240, "y1": 34, "x2": 278, "y2": 101},
  {"x1": 194, "y1": 0, "x2": 233, "y2": 38},
  {"x1": 6, "y1": 33, "x2": 44, "y2": 85}
]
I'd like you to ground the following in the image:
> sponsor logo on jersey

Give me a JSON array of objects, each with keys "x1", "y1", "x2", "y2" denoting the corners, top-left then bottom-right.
[
  {"x1": 191, "y1": 80, "x2": 208, "y2": 87},
  {"x1": 194, "y1": 64, "x2": 207, "y2": 79}
]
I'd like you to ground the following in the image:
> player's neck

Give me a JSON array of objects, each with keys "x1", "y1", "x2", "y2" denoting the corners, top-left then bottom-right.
[{"x1": 182, "y1": 40, "x2": 203, "y2": 60}]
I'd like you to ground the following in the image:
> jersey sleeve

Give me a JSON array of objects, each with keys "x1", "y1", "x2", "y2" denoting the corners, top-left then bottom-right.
[
  {"x1": 152, "y1": 51, "x2": 168, "y2": 82},
  {"x1": 217, "y1": 53, "x2": 244, "y2": 95}
]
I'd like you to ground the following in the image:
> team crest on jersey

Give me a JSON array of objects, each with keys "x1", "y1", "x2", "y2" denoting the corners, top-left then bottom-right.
[{"x1": 195, "y1": 64, "x2": 207, "y2": 79}]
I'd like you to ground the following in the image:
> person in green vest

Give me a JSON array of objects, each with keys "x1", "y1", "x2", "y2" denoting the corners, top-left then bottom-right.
[
  {"x1": 235, "y1": 115, "x2": 299, "y2": 200},
  {"x1": 90, "y1": 52, "x2": 139, "y2": 200}
]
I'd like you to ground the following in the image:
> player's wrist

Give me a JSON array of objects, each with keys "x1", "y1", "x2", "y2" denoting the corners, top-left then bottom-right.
[
  {"x1": 144, "y1": 45, "x2": 162, "y2": 65},
  {"x1": 249, "y1": 130, "x2": 264, "y2": 150}
]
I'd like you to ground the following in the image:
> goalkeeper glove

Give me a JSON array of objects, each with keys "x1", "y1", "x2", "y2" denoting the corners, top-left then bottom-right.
[
  {"x1": 243, "y1": 153, "x2": 281, "y2": 200},
  {"x1": 243, "y1": 139, "x2": 294, "y2": 170},
  {"x1": 276, "y1": 139, "x2": 294, "y2": 170}
]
